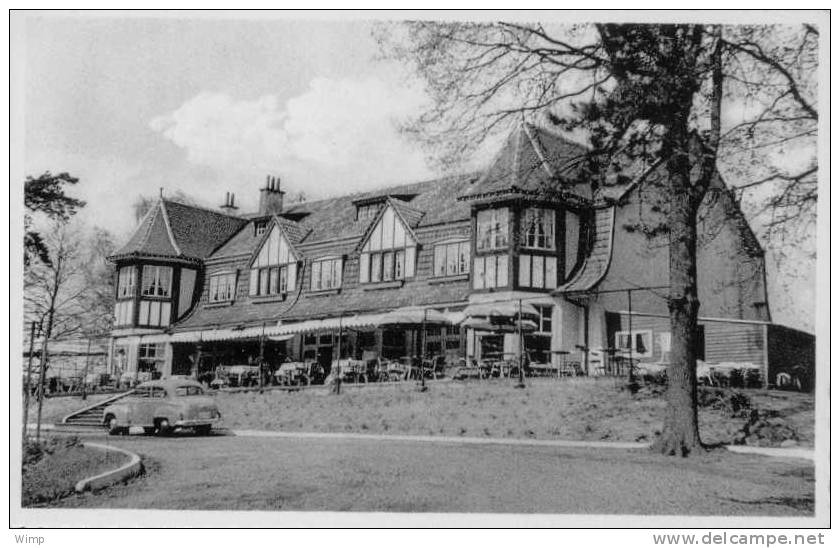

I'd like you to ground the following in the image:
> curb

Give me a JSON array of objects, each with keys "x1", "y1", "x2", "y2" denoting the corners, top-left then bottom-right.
[
  {"x1": 725, "y1": 444, "x2": 814, "y2": 461},
  {"x1": 230, "y1": 429, "x2": 816, "y2": 460},
  {"x1": 74, "y1": 442, "x2": 143, "y2": 493},
  {"x1": 231, "y1": 429, "x2": 650, "y2": 450}
]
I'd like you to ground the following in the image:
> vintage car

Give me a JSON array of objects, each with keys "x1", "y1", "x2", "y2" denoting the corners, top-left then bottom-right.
[{"x1": 102, "y1": 379, "x2": 221, "y2": 436}]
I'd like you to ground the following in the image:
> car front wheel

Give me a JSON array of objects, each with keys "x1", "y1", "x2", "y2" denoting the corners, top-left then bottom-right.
[{"x1": 106, "y1": 415, "x2": 124, "y2": 436}]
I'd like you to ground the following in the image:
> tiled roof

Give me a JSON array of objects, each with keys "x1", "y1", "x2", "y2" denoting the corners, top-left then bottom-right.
[
  {"x1": 113, "y1": 200, "x2": 180, "y2": 258},
  {"x1": 460, "y1": 122, "x2": 590, "y2": 201},
  {"x1": 389, "y1": 197, "x2": 425, "y2": 228},
  {"x1": 554, "y1": 206, "x2": 616, "y2": 294},
  {"x1": 210, "y1": 173, "x2": 477, "y2": 259},
  {"x1": 112, "y1": 199, "x2": 246, "y2": 261},
  {"x1": 173, "y1": 279, "x2": 471, "y2": 331}
]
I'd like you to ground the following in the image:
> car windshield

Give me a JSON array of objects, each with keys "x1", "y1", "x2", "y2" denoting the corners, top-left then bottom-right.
[{"x1": 174, "y1": 385, "x2": 204, "y2": 396}]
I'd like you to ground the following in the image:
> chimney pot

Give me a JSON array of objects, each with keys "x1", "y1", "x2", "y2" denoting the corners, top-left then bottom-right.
[{"x1": 258, "y1": 174, "x2": 285, "y2": 215}]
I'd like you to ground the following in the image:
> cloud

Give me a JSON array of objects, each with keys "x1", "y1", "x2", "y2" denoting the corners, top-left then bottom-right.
[{"x1": 149, "y1": 74, "x2": 433, "y2": 199}]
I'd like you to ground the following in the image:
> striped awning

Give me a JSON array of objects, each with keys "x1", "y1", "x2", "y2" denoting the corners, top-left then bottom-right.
[{"x1": 166, "y1": 313, "x2": 387, "y2": 343}]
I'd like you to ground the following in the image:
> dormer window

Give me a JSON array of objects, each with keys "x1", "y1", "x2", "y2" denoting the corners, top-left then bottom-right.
[
  {"x1": 254, "y1": 220, "x2": 268, "y2": 236},
  {"x1": 356, "y1": 203, "x2": 381, "y2": 221},
  {"x1": 311, "y1": 257, "x2": 343, "y2": 291},
  {"x1": 359, "y1": 204, "x2": 417, "y2": 283},
  {"x1": 249, "y1": 221, "x2": 298, "y2": 298},
  {"x1": 209, "y1": 272, "x2": 237, "y2": 303}
]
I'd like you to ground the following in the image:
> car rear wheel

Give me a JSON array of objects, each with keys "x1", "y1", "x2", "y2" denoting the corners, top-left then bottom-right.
[
  {"x1": 195, "y1": 424, "x2": 212, "y2": 436},
  {"x1": 155, "y1": 418, "x2": 171, "y2": 436}
]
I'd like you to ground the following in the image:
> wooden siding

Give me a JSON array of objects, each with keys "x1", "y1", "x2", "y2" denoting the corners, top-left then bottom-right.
[{"x1": 608, "y1": 313, "x2": 767, "y2": 367}]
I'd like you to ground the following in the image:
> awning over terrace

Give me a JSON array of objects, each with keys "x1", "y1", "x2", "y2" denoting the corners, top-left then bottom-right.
[{"x1": 161, "y1": 313, "x2": 388, "y2": 344}]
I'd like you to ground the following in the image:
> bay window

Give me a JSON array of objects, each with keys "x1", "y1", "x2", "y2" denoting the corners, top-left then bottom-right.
[
  {"x1": 521, "y1": 207, "x2": 555, "y2": 250},
  {"x1": 476, "y1": 208, "x2": 509, "y2": 251},
  {"x1": 117, "y1": 267, "x2": 135, "y2": 298},
  {"x1": 141, "y1": 265, "x2": 172, "y2": 297},
  {"x1": 519, "y1": 254, "x2": 557, "y2": 289},
  {"x1": 472, "y1": 254, "x2": 509, "y2": 289}
]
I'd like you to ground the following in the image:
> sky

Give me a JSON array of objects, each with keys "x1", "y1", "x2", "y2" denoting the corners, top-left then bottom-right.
[
  {"x1": 21, "y1": 13, "x2": 816, "y2": 332},
  {"x1": 24, "y1": 15, "x2": 435, "y2": 234}
]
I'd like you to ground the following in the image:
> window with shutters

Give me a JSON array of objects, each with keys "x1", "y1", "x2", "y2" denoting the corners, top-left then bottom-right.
[
  {"x1": 249, "y1": 222, "x2": 298, "y2": 297},
  {"x1": 358, "y1": 204, "x2": 417, "y2": 283}
]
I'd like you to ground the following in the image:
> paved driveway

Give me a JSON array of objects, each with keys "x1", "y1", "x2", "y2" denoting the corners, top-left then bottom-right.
[{"x1": 54, "y1": 432, "x2": 814, "y2": 515}]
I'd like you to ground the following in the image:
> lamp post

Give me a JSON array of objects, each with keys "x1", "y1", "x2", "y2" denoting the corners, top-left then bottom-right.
[
  {"x1": 80, "y1": 335, "x2": 93, "y2": 400},
  {"x1": 258, "y1": 322, "x2": 266, "y2": 393},
  {"x1": 417, "y1": 308, "x2": 429, "y2": 392},
  {"x1": 515, "y1": 299, "x2": 526, "y2": 389}
]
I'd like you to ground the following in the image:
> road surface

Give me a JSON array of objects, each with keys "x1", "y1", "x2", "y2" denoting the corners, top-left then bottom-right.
[{"x1": 50, "y1": 432, "x2": 813, "y2": 515}]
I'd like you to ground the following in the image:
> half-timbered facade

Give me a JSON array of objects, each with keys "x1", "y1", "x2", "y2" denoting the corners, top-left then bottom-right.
[{"x1": 107, "y1": 122, "x2": 812, "y2": 388}]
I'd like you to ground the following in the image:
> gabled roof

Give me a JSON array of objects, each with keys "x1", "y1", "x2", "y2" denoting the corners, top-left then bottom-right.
[
  {"x1": 459, "y1": 121, "x2": 590, "y2": 201},
  {"x1": 111, "y1": 199, "x2": 247, "y2": 262},
  {"x1": 554, "y1": 206, "x2": 616, "y2": 294},
  {"x1": 246, "y1": 215, "x2": 305, "y2": 266},
  {"x1": 209, "y1": 173, "x2": 477, "y2": 260},
  {"x1": 354, "y1": 196, "x2": 423, "y2": 253}
]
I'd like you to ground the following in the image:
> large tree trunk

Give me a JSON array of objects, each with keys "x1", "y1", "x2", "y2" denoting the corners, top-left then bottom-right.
[{"x1": 653, "y1": 113, "x2": 704, "y2": 456}]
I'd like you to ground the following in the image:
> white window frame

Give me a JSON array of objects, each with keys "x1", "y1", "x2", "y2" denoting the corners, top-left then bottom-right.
[
  {"x1": 208, "y1": 272, "x2": 237, "y2": 303},
  {"x1": 141, "y1": 265, "x2": 172, "y2": 297},
  {"x1": 433, "y1": 240, "x2": 471, "y2": 277},
  {"x1": 615, "y1": 329, "x2": 654, "y2": 358},
  {"x1": 534, "y1": 305, "x2": 553, "y2": 334},
  {"x1": 518, "y1": 254, "x2": 558, "y2": 289},
  {"x1": 310, "y1": 257, "x2": 343, "y2": 291},
  {"x1": 472, "y1": 254, "x2": 509, "y2": 289},
  {"x1": 254, "y1": 220, "x2": 268, "y2": 236},
  {"x1": 117, "y1": 266, "x2": 135, "y2": 298},
  {"x1": 476, "y1": 208, "x2": 510, "y2": 251},
  {"x1": 521, "y1": 207, "x2": 556, "y2": 250},
  {"x1": 250, "y1": 264, "x2": 296, "y2": 297}
]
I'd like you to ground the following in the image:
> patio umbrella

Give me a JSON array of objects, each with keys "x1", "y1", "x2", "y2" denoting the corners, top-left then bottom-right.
[
  {"x1": 460, "y1": 317, "x2": 538, "y2": 333},
  {"x1": 376, "y1": 306, "x2": 451, "y2": 326}
]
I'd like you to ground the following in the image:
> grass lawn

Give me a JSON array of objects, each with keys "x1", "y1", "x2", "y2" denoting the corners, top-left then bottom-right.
[
  {"x1": 211, "y1": 377, "x2": 814, "y2": 448},
  {"x1": 25, "y1": 392, "x2": 116, "y2": 425},
  {"x1": 22, "y1": 436, "x2": 130, "y2": 507}
]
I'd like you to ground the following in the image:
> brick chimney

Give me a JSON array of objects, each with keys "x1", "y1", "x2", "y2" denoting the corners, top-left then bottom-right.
[
  {"x1": 219, "y1": 191, "x2": 239, "y2": 214},
  {"x1": 259, "y1": 175, "x2": 285, "y2": 215}
]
